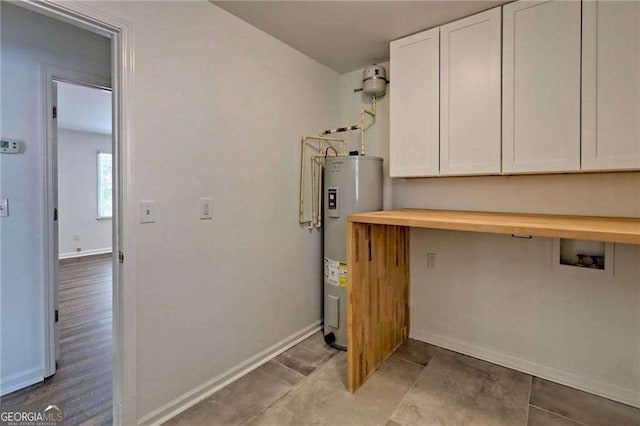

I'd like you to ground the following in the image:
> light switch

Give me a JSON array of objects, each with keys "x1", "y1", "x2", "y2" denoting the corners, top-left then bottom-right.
[
  {"x1": 200, "y1": 198, "x2": 213, "y2": 220},
  {"x1": 0, "y1": 199, "x2": 8, "y2": 217},
  {"x1": 140, "y1": 200, "x2": 155, "y2": 223}
]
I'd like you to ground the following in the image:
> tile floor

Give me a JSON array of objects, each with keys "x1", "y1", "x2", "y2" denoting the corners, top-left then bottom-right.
[{"x1": 166, "y1": 332, "x2": 640, "y2": 426}]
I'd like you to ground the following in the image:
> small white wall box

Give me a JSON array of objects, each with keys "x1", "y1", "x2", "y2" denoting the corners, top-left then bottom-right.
[
  {"x1": 552, "y1": 238, "x2": 614, "y2": 277},
  {"x1": 0, "y1": 139, "x2": 21, "y2": 154}
]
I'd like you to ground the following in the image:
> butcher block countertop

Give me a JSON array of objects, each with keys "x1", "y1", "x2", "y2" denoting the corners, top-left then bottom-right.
[{"x1": 347, "y1": 209, "x2": 640, "y2": 245}]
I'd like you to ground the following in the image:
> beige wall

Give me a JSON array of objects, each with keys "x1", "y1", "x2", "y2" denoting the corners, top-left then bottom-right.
[{"x1": 340, "y1": 65, "x2": 640, "y2": 406}]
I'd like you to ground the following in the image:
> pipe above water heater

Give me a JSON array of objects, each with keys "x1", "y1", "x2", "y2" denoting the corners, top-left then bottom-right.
[
  {"x1": 320, "y1": 64, "x2": 388, "y2": 156},
  {"x1": 299, "y1": 135, "x2": 346, "y2": 229},
  {"x1": 298, "y1": 64, "x2": 388, "y2": 229}
]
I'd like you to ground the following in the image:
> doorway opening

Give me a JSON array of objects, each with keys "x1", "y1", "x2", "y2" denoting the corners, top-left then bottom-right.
[
  {"x1": 55, "y1": 81, "x2": 114, "y2": 421},
  {"x1": 2, "y1": 71, "x2": 115, "y2": 426},
  {"x1": 0, "y1": 1, "x2": 135, "y2": 422}
]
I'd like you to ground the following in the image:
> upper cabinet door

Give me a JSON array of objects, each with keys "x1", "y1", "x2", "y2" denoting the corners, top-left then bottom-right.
[
  {"x1": 390, "y1": 28, "x2": 440, "y2": 177},
  {"x1": 440, "y1": 7, "x2": 502, "y2": 176},
  {"x1": 502, "y1": 1, "x2": 581, "y2": 174},
  {"x1": 582, "y1": 1, "x2": 640, "y2": 171}
]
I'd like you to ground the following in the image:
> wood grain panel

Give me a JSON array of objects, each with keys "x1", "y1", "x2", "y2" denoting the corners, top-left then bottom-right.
[
  {"x1": 347, "y1": 223, "x2": 409, "y2": 393},
  {"x1": 348, "y1": 209, "x2": 640, "y2": 245}
]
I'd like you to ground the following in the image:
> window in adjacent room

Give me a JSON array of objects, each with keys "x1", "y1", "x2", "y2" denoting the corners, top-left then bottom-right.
[{"x1": 97, "y1": 151, "x2": 112, "y2": 219}]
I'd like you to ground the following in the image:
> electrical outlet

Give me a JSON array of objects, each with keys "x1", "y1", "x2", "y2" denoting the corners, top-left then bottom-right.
[
  {"x1": 73, "y1": 234, "x2": 80, "y2": 241},
  {"x1": 427, "y1": 253, "x2": 436, "y2": 268},
  {"x1": 200, "y1": 198, "x2": 213, "y2": 220},
  {"x1": 140, "y1": 200, "x2": 156, "y2": 223}
]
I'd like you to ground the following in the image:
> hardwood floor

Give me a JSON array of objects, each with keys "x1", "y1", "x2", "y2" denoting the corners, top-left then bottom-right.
[{"x1": 1, "y1": 253, "x2": 113, "y2": 425}]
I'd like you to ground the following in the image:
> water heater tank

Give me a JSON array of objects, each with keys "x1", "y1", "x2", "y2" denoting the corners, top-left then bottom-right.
[
  {"x1": 362, "y1": 64, "x2": 388, "y2": 98},
  {"x1": 323, "y1": 156, "x2": 383, "y2": 349}
]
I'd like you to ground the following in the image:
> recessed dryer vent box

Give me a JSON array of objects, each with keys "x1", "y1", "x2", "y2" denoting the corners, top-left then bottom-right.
[{"x1": 552, "y1": 238, "x2": 614, "y2": 277}]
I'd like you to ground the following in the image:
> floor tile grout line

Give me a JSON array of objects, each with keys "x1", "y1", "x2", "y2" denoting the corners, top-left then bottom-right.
[
  {"x1": 528, "y1": 403, "x2": 591, "y2": 426},
  {"x1": 275, "y1": 349, "x2": 340, "y2": 383},
  {"x1": 390, "y1": 353, "x2": 432, "y2": 368},
  {"x1": 271, "y1": 358, "x2": 310, "y2": 378},
  {"x1": 272, "y1": 347, "x2": 340, "y2": 378},
  {"x1": 240, "y1": 362, "x2": 307, "y2": 426},
  {"x1": 524, "y1": 375, "x2": 533, "y2": 425},
  {"x1": 385, "y1": 349, "x2": 438, "y2": 425},
  {"x1": 385, "y1": 369, "x2": 425, "y2": 424},
  {"x1": 241, "y1": 349, "x2": 341, "y2": 426},
  {"x1": 394, "y1": 341, "x2": 443, "y2": 367}
]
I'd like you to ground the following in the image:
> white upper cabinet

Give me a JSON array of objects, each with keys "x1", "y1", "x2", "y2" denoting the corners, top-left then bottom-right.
[
  {"x1": 440, "y1": 8, "x2": 502, "y2": 176},
  {"x1": 582, "y1": 1, "x2": 640, "y2": 171},
  {"x1": 390, "y1": 0, "x2": 635, "y2": 177},
  {"x1": 390, "y1": 28, "x2": 440, "y2": 177},
  {"x1": 502, "y1": 1, "x2": 581, "y2": 174}
]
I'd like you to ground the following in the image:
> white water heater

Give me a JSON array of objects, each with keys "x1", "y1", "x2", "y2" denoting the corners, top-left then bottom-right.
[{"x1": 323, "y1": 155, "x2": 383, "y2": 349}]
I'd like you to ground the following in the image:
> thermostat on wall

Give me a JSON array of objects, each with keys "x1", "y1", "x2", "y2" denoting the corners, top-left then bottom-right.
[{"x1": 1, "y1": 139, "x2": 22, "y2": 154}]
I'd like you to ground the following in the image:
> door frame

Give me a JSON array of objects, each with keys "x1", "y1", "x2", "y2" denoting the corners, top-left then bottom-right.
[
  {"x1": 23, "y1": 1, "x2": 137, "y2": 424},
  {"x1": 43, "y1": 67, "x2": 112, "y2": 375}
]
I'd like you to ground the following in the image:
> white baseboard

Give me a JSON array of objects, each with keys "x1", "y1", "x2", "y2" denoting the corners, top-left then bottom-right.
[
  {"x1": 0, "y1": 368, "x2": 44, "y2": 396},
  {"x1": 410, "y1": 328, "x2": 640, "y2": 409},
  {"x1": 137, "y1": 321, "x2": 323, "y2": 426},
  {"x1": 59, "y1": 247, "x2": 112, "y2": 260}
]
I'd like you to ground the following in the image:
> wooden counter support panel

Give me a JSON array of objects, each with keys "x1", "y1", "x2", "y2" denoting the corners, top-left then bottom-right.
[
  {"x1": 346, "y1": 209, "x2": 639, "y2": 393},
  {"x1": 347, "y1": 222, "x2": 410, "y2": 393}
]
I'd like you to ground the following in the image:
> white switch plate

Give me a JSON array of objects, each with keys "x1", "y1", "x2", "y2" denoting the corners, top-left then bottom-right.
[
  {"x1": 73, "y1": 234, "x2": 80, "y2": 241},
  {"x1": 0, "y1": 199, "x2": 8, "y2": 217},
  {"x1": 140, "y1": 200, "x2": 155, "y2": 223},
  {"x1": 426, "y1": 253, "x2": 436, "y2": 268},
  {"x1": 200, "y1": 197, "x2": 213, "y2": 220}
]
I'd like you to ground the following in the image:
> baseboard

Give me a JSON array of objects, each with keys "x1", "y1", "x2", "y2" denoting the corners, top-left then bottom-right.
[
  {"x1": 410, "y1": 329, "x2": 640, "y2": 409},
  {"x1": 59, "y1": 247, "x2": 112, "y2": 260},
  {"x1": 0, "y1": 368, "x2": 44, "y2": 396},
  {"x1": 137, "y1": 321, "x2": 323, "y2": 426}
]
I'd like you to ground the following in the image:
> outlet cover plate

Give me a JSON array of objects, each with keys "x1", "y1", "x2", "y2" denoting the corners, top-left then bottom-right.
[{"x1": 140, "y1": 200, "x2": 156, "y2": 223}]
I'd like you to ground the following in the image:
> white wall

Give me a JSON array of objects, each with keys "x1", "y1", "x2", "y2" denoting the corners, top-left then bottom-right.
[
  {"x1": 1, "y1": 1, "x2": 339, "y2": 418},
  {"x1": 53, "y1": 1, "x2": 339, "y2": 420},
  {"x1": 410, "y1": 231, "x2": 640, "y2": 405},
  {"x1": 340, "y1": 65, "x2": 640, "y2": 406},
  {"x1": 57, "y1": 129, "x2": 112, "y2": 258},
  {"x1": 0, "y1": 3, "x2": 111, "y2": 394}
]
